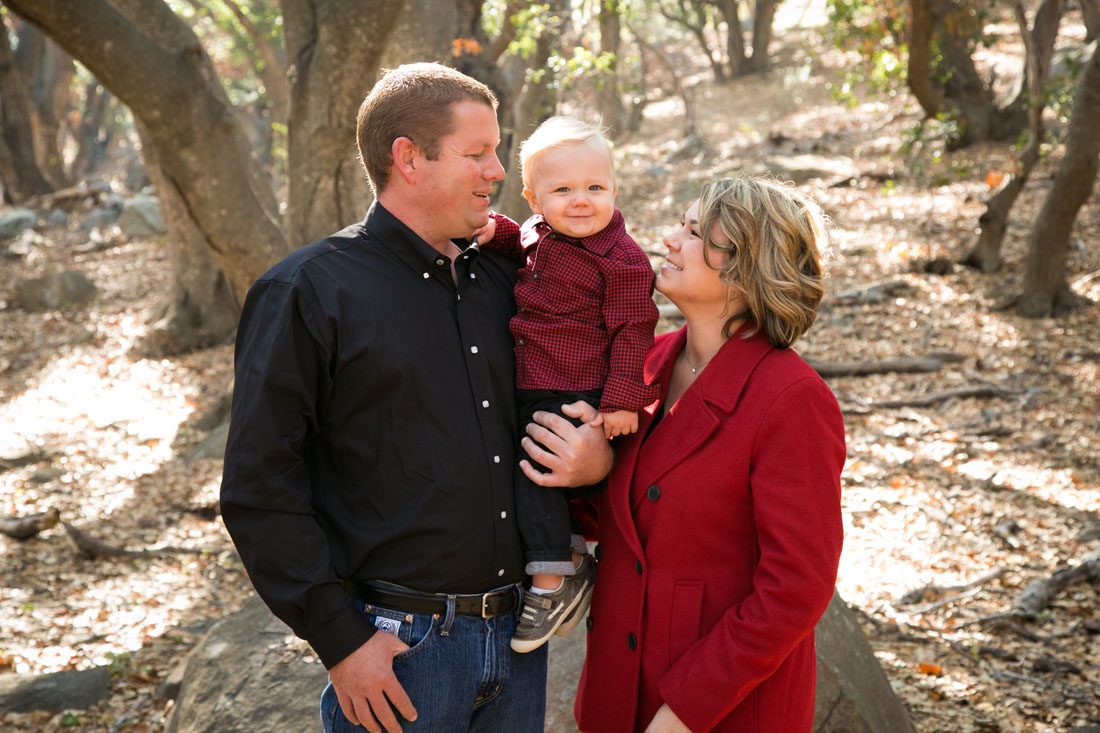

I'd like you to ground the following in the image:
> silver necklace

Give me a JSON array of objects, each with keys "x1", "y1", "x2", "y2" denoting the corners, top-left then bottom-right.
[{"x1": 684, "y1": 351, "x2": 713, "y2": 374}]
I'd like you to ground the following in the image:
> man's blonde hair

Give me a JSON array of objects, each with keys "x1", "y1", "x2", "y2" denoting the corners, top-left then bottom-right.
[
  {"x1": 519, "y1": 116, "x2": 615, "y2": 190},
  {"x1": 697, "y1": 177, "x2": 829, "y2": 348}
]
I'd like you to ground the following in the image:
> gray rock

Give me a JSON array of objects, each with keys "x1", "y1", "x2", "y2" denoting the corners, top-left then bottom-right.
[
  {"x1": 165, "y1": 595, "x2": 328, "y2": 733},
  {"x1": 117, "y1": 195, "x2": 165, "y2": 238},
  {"x1": 1078, "y1": 526, "x2": 1100, "y2": 543},
  {"x1": 155, "y1": 650, "x2": 190, "y2": 701},
  {"x1": 193, "y1": 391, "x2": 233, "y2": 432},
  {"x1": 0, "y1": 209, "x2": 36, "y2": 240},
  {"x1": 46, "y1": 209, "x2": 67, "y2": 226},
  {"x1": 187, "y1": 423, "x2": 229, "y2": 463},
  {"x1": 83, "y1": 207, "x2": 121, "y2": 232},
  {"x1": 14, "y1": 270, "x2": 97, "y2": 312},
  {"x1": 29, "y1": 466, "x2": 65, "y2": 484},
  {"x1": 814, "y1": 591, "x2": 914, "y2": 733},
  {"x1": 0, "y1": 667, "x2": 110, "y2": 713}
]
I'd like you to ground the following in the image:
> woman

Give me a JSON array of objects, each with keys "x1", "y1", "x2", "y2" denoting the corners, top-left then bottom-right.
[{"x1": 569, "y1": 177, "x2": 845, "y2": 732}]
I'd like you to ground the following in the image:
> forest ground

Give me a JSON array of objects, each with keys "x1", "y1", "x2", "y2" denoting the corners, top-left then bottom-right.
[{"x1": 2, "y1": 18, "x2": 1099, "y2": 733}]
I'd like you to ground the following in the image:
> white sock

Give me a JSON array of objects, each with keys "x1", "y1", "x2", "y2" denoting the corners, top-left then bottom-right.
[{"x1": 530, "y1": 581, "x2": 563, "y2": 595}]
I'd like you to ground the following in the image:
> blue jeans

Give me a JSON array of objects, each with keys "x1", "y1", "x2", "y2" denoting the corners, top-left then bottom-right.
[{"x1": 320, "y1": 597, "x2": 548, "y2": 732}]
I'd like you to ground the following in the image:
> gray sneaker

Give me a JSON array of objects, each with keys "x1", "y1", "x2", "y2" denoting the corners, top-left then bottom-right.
[
  {"x1": 511, "y1": 554, "x2": 596, "y2": 653},
  {"x1": 554, "y1": 554, "x2": 596, "y2": 638}
]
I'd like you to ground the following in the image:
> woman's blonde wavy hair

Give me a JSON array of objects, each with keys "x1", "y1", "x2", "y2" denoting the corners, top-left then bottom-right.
[{"x1": 697, "y1": 176, "x2": 829, "y2": 348}]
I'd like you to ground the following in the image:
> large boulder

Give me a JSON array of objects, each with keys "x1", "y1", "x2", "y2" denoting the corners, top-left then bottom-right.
[
  {"x1": 0, "y1": 667, "x2": 110, "y2": 713},
  {"x1": 814, "y1": 591, "x2": 915, "y2": 733},
  {"x1": 165, "y1": 595, "x2": 328, "y2": 733},
  {"x1": 14, "y1": 270, "x2": 97, "y2": 312},
  {"x1": 169, "y1": 591, "x2": 912, "y2": 732}
]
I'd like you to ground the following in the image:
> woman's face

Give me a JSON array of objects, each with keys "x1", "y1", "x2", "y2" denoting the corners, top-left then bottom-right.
[{"x1": 656, "y1": 200, "x2": 732, "y2": 312}]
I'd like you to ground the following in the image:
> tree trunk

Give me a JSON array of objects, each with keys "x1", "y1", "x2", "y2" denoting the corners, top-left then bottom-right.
[
  {"x1": 496, "y1": 1, "x2": 566, "y2": 222},
  {"x1": 15, "y1": 21, "x2": 75, "y2": 189},
  {"x1": 0, "y1": 11, "x2": 54, "y2": 202},
  {"x1": 1000, "y1": 0, "x2": 1065, "y2": 134},
  {"x1": 748, "y1": 0, "x2": 779, "y2": 73},
  {"x1": 6, "y1": 0, "x2": 288, "y2": 350},
  {"x1": 716, "y1": 0, "x2": 746, "y2": 78},
  {"x1": 1018, "y1": 45, "x2": 1100, "y2": 317},
  {"x1": 1081, "y1": 0, "x2": 1100, "y2": 41},
  {"x1": 907, "y1": 0, "x2": 944, "y2": 116},
  {"x1": 908, "y1": 0, "x2": 1031, "y2": 148},
  {"x1": 964, "y1": 0, "x2": 1052, "y2": 272},
  {"x1": 597, "y1": 0, "x2": 625, "y2": 138},
  {"x1": 939, "y1": 5, "x2": 995, "y2": 148},
  {"x1": 132, "y1": 120, "x2": 239, "y2": 356},
  {"x1": 70, "y1": 80, "x2": 111, "y2": 178},
  {"x1": 282, "y1": 0, "x2": 404, "y2": 248}
]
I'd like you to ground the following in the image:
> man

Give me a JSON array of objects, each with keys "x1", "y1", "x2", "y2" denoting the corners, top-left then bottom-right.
[{"x1": 220, "y1": 63, "x2": 611, "y2": 733}]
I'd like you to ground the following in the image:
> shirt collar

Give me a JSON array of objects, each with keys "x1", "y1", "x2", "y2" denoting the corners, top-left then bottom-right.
[
  {"x1": 362, "y1": 200, "x2": 475, "y2": 279},
  {"x1": 526, "y1": 208, "x2": 625, "y2": 256}
]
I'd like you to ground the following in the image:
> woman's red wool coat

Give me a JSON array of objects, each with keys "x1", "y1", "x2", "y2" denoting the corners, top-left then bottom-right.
[{"x1": 573, "y1": 326, "x2": 846, "y2": 732}]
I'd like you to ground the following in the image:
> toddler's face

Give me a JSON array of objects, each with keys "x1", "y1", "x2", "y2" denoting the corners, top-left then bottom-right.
[{"x1": 524, "y1": 142, "x2": 617, "y2": 239}]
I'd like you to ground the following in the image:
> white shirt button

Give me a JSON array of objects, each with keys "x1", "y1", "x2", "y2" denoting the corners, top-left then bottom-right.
[
  {"x1": 498, "y1": 569, "x2": 505, "y2": 576},
  {"x1": 422, "y1": 272, "x2": 429, "y2": 279},
  {"x1": 470, "y1": 272, "x2": 477, "y2": 279},
  {"x1": 435, "y1": 258, "x2": 445, "y2": 266},
  {"x1": 482, "y1": 400, "x2": 490, "y2": 408},
  {"x1": 493, "y1": 455, "x2": 500, "y2": 463},
  {"x1": 470, "y1": 346, "x2": 479, "y2": 354},
  {"x1": 500, "y1": 511, "x2": 507, "y2": 519}
]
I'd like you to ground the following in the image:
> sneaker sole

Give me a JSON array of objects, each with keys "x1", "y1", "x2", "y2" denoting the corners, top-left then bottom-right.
[{"x1": 553, "y1": 582, "x2": 593, "y2": 638}]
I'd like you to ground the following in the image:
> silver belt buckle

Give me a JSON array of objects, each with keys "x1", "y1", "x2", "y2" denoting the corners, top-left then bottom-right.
[{"x1": 481, "y1": 592, "x2": 491, "y2": 618}]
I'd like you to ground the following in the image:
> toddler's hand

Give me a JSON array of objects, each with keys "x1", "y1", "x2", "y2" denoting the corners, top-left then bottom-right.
[
  {"x1": 471, "y1": 216, "x2": 497, "y2": 245},
  {"x1": 590, "y1": 410, "x2": 639, "y2": 439}
]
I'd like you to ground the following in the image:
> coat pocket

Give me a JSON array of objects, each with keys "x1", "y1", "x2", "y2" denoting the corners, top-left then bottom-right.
[{"x1": 668, "y1": 580, "x2": 704, "y2": 664}]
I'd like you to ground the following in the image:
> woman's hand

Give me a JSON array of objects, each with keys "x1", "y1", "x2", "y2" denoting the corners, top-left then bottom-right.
[
  {"x1": 644, "y1": 704, "x2": 691, "y2": 733},
  {"x1": 519, "y1": 400, "x2": 613, "y2": 488}
]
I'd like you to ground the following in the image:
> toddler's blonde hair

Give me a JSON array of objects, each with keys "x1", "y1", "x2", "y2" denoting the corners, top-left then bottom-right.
[{"x1": 519, "y1": 116, "x2": 615, "y2": 191}]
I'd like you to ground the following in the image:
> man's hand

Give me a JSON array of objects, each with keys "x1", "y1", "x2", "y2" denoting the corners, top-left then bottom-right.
[
  {"x1": 520, "y1": 400, "x2": 613, "y2": 488},
  {"x1": 590, "y1": 409, "x2": 639, "y2": 439},
  {"x1": 328, "y1": 632, "x2": 417, "y2": 733},
  {"x1": 644, "y1": 703, "x2": 691, "y2": 732}
]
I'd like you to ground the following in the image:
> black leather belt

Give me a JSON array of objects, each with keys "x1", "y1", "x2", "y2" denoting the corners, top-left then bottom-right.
[{"x1": 344, "y1": 579, "x2": 520, "y2": 618}]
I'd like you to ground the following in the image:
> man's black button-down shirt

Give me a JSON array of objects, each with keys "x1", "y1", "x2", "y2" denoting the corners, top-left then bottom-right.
[{"x1": 220, "y1": 201, "x2": 524, "y2": 669}]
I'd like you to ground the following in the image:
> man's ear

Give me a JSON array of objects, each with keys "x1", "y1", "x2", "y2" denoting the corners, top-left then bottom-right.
[
  {"x1": 391, "y1": 137, "x2": 419, "y2": 184},
  {"x1": 523, "y1": 187, "x2": 542, "y2": 215}
]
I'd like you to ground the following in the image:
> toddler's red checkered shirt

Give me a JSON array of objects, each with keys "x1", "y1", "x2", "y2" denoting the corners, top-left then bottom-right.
[{"x1": 484, "y1": 209, "x2": 659, "y2": 412}]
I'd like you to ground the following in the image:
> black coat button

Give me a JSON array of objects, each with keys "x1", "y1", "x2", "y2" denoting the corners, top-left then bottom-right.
[
  {"x1": 594, "y1": 544, "x2": 602, "y2": 561},
  {"x1": 586, "y1": 617, "x2": 594, "y2": 632},
  {"x1": 627, "y1": 633, "x2": 637, "y2": 650},
  {"x1": 647, "y1": 484, "x2": 661, "y2": 501},
  {"x1": 635, "y1": 559, "x2": 643, "y2": 574}
]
